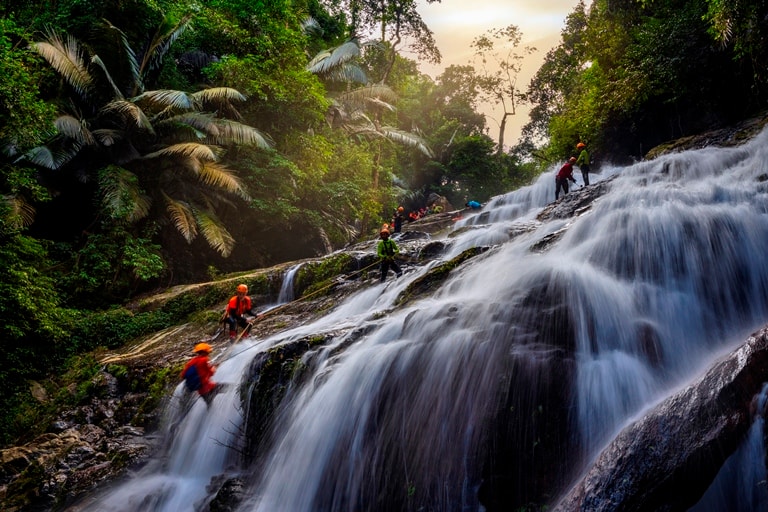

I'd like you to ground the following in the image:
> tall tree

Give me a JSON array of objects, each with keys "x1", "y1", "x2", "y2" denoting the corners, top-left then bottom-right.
[{"x1": 470, "y1": 24, "x2": 535, "y2": 154}]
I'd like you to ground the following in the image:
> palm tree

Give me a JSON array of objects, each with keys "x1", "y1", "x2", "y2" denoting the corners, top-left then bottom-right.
[
  {"x1": 26, "y1": 18, "x2": 271, "y2": 256},
  {"x1": 308, "y1": 39, "x2": 433, "y2": 184}
]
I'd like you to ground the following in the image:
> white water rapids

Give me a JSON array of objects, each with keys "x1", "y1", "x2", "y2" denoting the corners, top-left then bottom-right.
[{"x1": 72, "y1": 127, "x2": 768, "y2": 511}]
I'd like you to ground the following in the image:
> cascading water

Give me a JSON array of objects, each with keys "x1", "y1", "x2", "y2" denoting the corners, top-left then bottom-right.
[
  {"x1": 75, "y1": 127, "x2": 768, "y2": 511},
  {"x1": 276, "y1": 264, "x2": 300, "y2": 304}
]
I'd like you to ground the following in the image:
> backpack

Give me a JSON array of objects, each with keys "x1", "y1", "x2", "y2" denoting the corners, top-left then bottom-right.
[{"x1": 183, "y1": 364, "x2": 201, "y2": 392}]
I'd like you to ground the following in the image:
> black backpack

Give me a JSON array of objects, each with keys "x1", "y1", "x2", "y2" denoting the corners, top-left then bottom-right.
[{"x1": 183, "y1": 364, "x2": 201, "y2": 392}]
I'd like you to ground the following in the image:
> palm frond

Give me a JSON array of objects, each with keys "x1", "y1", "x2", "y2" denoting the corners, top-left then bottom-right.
[
  {"x1": 337, "y1": 84, "x2": 398, "y2": 110},
  {"x1": 2, "y1": 195, "x2": 36, "y2": 228},
  {"x1": 32, "y1": 30, "x2": 93, "y2": 99},
  {"x1": 323, "y1": 65, "x2": 368, "y2": 84},
  {"x1": 133, "y1": 90, "x2": 193, "y2": 110},
  {"x1": 307, "y1": 39, "x2": 361, "y2": 76},
  {"x1": 144, "y1": 142, "x2": 220, "y2": 162},
  {"x1": 91, "y1": 55, "x2": 126, "y2": 100},
  {"x1": 100, "y1": 19, "x2": 141, "y2": 95},
  {"x1": 163, "y1": 193, "x2": 197, "y2": 242},
  {"x1": 191, "y1": 87, "x2": 247, "y2": 105},
  {"x1": 380, "y1": 127, "x2": 434, "y2": 157},
  {"x1": 141, "y1": 15, "x2": 193, "y2": 77},
  {"x1": 92, "y1": 129, "x2": 123, "y2": 146},
  {"x1": 302, "y1": 17, "x2": 322, "y2": 36},
  {"x1": 99, "y1": 166, "x2": 151, "y2": 222},
  {"x1": 158, "y1": 112, "x2": 217, "y2": 138},
  {"x1": 195, "y1": 209, "x2": 235, "y2": 257},
  {"x1": 365, "y1": 97, "x2": 397, "y2": 112},
  {"x1": 102, "y1": 100, "x2": 155, "y2": 132},
  {"x1": 205, "y1": 119, "x2": 272, "y2": 148},
  {"x1": 54, "y1": 115, "x2": 96, "y2": 145},
  {"x1": 197, "y1": 162, "x2": 250, "y2": 199},
  {"x1": 21, "y1": 144, "x2": 77, "y2": 170}
]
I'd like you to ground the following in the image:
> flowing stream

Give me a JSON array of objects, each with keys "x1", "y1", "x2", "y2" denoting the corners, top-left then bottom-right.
[{"x1": 75, "y1": 128, "x2": 768, "y2": 511}]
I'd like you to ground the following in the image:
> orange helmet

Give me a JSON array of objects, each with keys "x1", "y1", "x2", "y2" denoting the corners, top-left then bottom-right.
[
  {"x1": 576, "y1": 142, "x2": 586, "y2": 149},
  {"x1": 397, "y1": 206, "x2": 404, "y2": 212},
  {"x1": 236, "y1": 284, "x2": 248, "y2": 293},
  {"x1": 193, "y1": 342, "x2": 212, "y2": 354}
]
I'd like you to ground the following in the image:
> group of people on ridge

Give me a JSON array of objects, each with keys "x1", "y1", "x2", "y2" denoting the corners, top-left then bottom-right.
[{"x1": 555, "y1": 141, "x2": 591, "y2": 200}]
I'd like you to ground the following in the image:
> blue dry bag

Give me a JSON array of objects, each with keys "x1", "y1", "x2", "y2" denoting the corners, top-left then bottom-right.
[{"x1": 183, "y1": 364, "x2": 201, "y2": 392}]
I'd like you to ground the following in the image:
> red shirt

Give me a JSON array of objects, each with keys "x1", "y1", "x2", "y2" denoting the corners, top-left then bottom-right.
[
  {"x1": 227, "y1": 295, "x2": 252, "y2": 316},
  {"x1": 180, "y1": 355, "x2": 216, "y2": 395},
  {"x1": 556, "y1": 162, "x2": 575, "y2": 180}
]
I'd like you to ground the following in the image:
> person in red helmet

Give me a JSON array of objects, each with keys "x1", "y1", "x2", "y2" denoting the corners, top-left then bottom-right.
[
  {"x1": 181, "y1": 342, "x2": 219, "y2": 405},
  {"x1": 575, "y1": 142, "x2": 591, "y2": 186},
  {"x1": 377, "y1": 228, "x2": 403, "y2": 283},
  {"x1": 555, "y1": 157, "x2": 578, "y2": 200},
  {"x1": 222, "y1": 283, "x2": 253, "y2": 342}
]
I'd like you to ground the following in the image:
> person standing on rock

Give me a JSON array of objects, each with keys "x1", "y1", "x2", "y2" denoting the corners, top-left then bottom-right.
[
  {"x1": 221, "y1": 284, "x2": 253, "y2": 342},
  {"x1": 392, "y1": 206, "x2": 405, "y2": 233},
  {"x1": 555, "y1": 157, "x2": 578, "y2": 200},
  {"x1": 377, "y1": 228, "x2": 403, "y2": 283},
  {"x1": 575, "y1": 142, "x2": 591, "y2": 186}
]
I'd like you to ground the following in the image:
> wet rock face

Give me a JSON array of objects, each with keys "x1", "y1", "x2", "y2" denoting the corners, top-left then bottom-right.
[
  {"x1": 553, "y1": 327, "x2": 768, "y2": 512},
  {"x1": 0, "y1": 423, "x2": 152, "y2": 512}
]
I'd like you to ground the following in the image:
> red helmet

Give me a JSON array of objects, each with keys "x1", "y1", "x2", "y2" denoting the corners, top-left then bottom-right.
[{"x1": 236, "y1": 284, "x2": 248, "y2": 293}]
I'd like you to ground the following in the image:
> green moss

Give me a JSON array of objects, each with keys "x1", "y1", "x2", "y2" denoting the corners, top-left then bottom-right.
[
  {"x1": 133, "y1": 366, "x2": 177, "y2": 426},
  {"x1": 395, "y1": 247, "x2": 487, "y2": 306},
  {"x1": 294, "y1": 253, "x2": 355, "y2": 297}
]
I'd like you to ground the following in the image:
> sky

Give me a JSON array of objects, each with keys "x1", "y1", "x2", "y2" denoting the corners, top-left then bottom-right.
[{"x1": 415, "y1": 0, "x2": 580, "y2": 149}]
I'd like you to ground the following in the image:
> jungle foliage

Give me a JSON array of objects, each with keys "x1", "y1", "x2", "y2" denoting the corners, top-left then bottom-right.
[{"x1": 0, "y1": 0, "x2": 765, "y2": 446}]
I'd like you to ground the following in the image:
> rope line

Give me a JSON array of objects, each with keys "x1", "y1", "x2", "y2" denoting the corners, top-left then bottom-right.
[{"x1": 214, "y1": 259, "x2": 383, "y2": 362}]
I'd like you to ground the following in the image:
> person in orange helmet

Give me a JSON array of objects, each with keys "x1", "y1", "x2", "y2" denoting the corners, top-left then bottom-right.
[
  {"x1": 392, "y1": 206, "x2": 405, "y2": 233},
  {"x1": 575, "y1": 142, "x2": 591, "y2": 186},
  {"x1": 180, "y1": 342, "x2": 219, "y2": 405},
  {"x1": 222, "y1": 283, "x2": 253, "y2": 342}
]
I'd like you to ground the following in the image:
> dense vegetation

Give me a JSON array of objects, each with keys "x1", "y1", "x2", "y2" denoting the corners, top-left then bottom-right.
[{"x1": 0, "y1": 0, "x2": 765, "y2": 447}]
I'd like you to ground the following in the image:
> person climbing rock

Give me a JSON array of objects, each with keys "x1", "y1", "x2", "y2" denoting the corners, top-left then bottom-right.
[
  {"x1": 222, "y1": 283, "x2": 253, "y2": 342},
  {"x1": 555, "y1": 157, "x2": 578, "y2": 200},
  {"x1": 180, "y1": 342, "x2": 220, "y2": 406},
  {"x1": 377, "y1": 228, "x2": 403, "y2": 283}
]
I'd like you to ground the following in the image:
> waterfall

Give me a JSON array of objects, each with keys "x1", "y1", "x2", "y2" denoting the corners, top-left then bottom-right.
[
  {"x1": 277, "y1": 264, "x2": 300, "y2": 304},
  {"x1": 72, "y1": 340, "x2": 258, "y2": 511},
  {"x1": 76, "y1": 127, "x2": 768, "y2": 511}
]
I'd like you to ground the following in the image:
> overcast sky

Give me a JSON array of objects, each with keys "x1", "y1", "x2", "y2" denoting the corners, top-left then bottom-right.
[{"x1": 416, "y1": 0, "x2": 580, "y2": 147}]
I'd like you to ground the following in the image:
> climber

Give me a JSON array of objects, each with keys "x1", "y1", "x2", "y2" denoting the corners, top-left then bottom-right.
[
  {"x1": 221, "y1": 283, "x2": 254, "y2": 342},
  {"x1": 377, "y1": 228, "x2": 403, "y2": 283},
  {"x1": 555, "y1": 157, "x2": 578, "y2": 200},
  {"x1": 575, "y1": 142, "x2": 591, "y2": 186},
  {"x1": 180, "y1": 342, "x2": 220, "y2": 406},
  {"x1": 392, "y1": 206, "x2": 405, "y2": 233}
]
